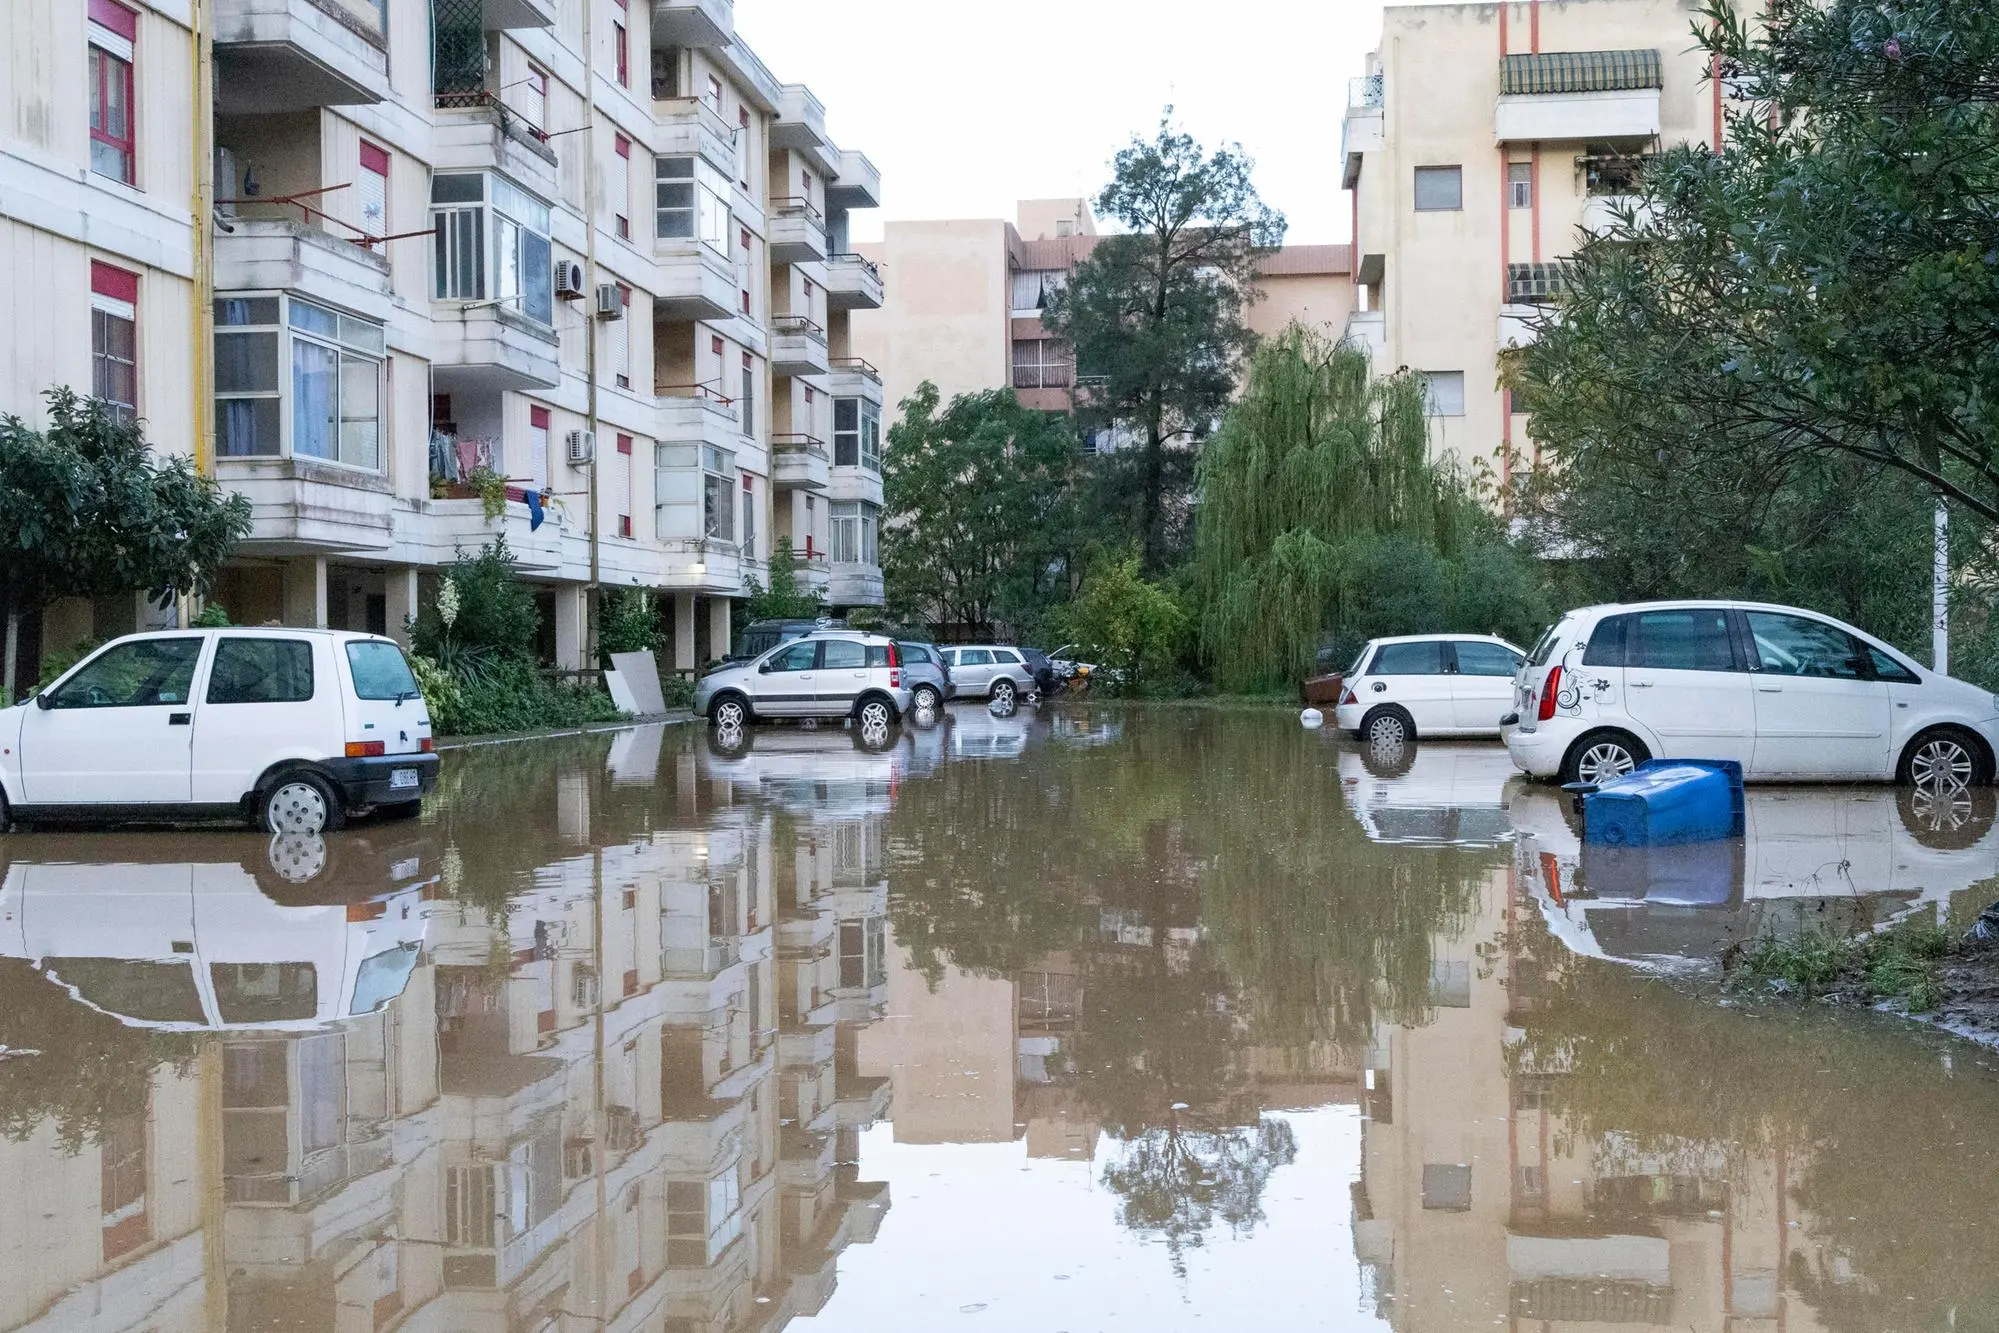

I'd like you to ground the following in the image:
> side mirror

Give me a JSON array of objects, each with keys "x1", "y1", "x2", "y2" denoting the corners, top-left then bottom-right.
[
  {"x1": 33, "y1": 693, "x2": 53, "y2": 711},
  {"x1": 758, "y1": 661, "x2": 773, "y2": 674}
]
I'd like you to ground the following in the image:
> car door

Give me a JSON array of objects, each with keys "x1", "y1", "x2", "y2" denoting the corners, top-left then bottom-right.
[
  {"x1": 1740, "y1": 609, "x2": 1892, "y2": 779},
  {"x1": 816, "y1": 638, "x2": 870, "y2": 715},
  {"x1": 1449, "y1": 641, "x2": 1523, "y2": 732},
  {"x1": 956, "y1": 648, "x2": 995, "y2": 695},
  {"x1": 18, "y1": 636, "x2": 209, "y2": 804},
  {"x1": 190, "y1": 634, "x2": 325, "y2": 803},
  {"x1": 754, "y1": 640, "x2": 821, "y2": 716},
  {"x1": 1618, "y1": 608, "x2": 1756, "y2": 768},
  {"x1": 1365, "y1": 640, "x2": 1455, "y2": 734}
]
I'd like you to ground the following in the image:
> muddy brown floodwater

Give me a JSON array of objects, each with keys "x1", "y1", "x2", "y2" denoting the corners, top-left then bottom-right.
[{"x1": 5, "y1": 709, "x2": 1999, "y2": 1331}]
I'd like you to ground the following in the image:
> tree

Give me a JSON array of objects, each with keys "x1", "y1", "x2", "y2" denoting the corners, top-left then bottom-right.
[
  {"x1": 740, "y1": 535, "x2": 825, "y2": 625},
  {"x1": 1193, "y1": 327, "x2": 1547, "y2": 691},
  {"x1": 1055, "y1": 548, "x2": 1188, "y2": 693},
  {"x1": 0, "y1": 389, "x2": 251, "y2": 702},
  {"x1": 1047, "y1": 113, "x2": 1285, "y2": 573},
  {"x1": 1517, "y1": 0, "x2": 1999, "y2": 526},
  {"x1": 881, "y1": 383, "x2": 1079, "y2": 635}
]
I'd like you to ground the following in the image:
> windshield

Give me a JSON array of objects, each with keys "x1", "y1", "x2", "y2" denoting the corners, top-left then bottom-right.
[
  {"x1": 346, "y1": 641, "x2": 421, "y2": 700},
  {"x1": 1346, "y1": 644, "x2": 1372, "y2": 677},
  {"x1": 352, "y1": 943, "x2": 422, "y2": 1015}
]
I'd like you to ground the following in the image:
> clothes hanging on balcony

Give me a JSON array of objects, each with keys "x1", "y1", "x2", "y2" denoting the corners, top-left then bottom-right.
[{"x1": 525, "y1": 487, "x2": 545, "y2": 531}]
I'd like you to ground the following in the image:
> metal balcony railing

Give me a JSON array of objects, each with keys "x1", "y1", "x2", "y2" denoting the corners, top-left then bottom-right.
[
  {"x1": 1349, "y1": 72, "x2": 1384, "y2": 109},
  {"x1": 772, "y1": 313, "x2": 827, "y2": 343},
  {"x1": 1013, "y1": 362, "x2": 1074, "y2": 389},
  {"x1": 771, "y1": 432, "x2": 829, "y2": 459},
  {"x1": 827, "y1": 252, "x2": 881, "y2": 281},
  {"x1": 830, "y1": 356, "x2": 880, "y2": 381},
  {"x1": 771, "y1": 194, "x2": 825, "y2": 225},
  {"x1": 1507, "y1": 261, "x2": 1575, "y2": 305}
]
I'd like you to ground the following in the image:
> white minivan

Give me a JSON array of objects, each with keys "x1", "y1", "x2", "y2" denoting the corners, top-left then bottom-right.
[
  {"x1": 1503, "y1": 600, "x2": 1999, "y2": 785},
  {"x1": 0, "y1": 628, "x2": 437, "y2": 834}
]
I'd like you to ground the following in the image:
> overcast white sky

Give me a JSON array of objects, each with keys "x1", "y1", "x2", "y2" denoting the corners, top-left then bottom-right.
[{"x1": 734, "y1": 0, "x2": 1391, "y2": 246}]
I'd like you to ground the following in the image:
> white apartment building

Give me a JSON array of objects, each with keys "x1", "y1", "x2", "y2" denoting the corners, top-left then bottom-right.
[
  {"x1": 1340, "y1": 0, "x2": 1729, "y2": 485},
  {"x1": 0, "y1": 0, "x2": 885, "y2": 682}
]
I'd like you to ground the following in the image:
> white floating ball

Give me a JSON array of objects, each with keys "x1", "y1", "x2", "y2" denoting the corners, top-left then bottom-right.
[{"x1": 1300, "y1": 708, "x2": 1325, "y2": 728}]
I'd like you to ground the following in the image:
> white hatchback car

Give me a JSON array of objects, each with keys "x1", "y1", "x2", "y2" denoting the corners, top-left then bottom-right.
[
  {"x1": 1333, "y1": 634, "x2": 1528, "y2": 746},
  {"x1": 1502, "y1": 600, "x2": 1999, "y2": 786},
  {"x1": 0, "y1": 628, "x2": 436, "y2": 834}
]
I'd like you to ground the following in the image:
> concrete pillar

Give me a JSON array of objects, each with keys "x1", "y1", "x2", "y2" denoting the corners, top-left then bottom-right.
[
  {"x1": 708, "y1": 597, "x2": 732, "y2": 663},
  {"x1": 385, "y1": 566, "x2": 420, "y2": 645},
  {"x1": 553, "y1": 584, "x2": 588, "y2": 670},
  {"x1": 673, "y1": 592, "x2": 697, "y2": 673},
  {"x1": 281, "y1": 557, "x2": 328, "y2": 628}
]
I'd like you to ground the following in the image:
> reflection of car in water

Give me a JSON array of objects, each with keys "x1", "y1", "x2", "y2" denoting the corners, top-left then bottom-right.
[
  {"x1": 948, "y1": 701, "x2": 1039, "y2": 760},
  {"x1": 698, "y1": 723, "x2": 915, "y2": 818},
  {"x1": 1510, "y1": 779, "x2": 1999, "y2": 967},
  {"x1": 0, "y1": 840, "x2": 435, "y2": 1029},
  {"x1": 1338, "y1": 741, "x2": 1518, "y2": 848},
  {"x1": 1047, "y1": 711, "x2": 1123, "y2": 748}
]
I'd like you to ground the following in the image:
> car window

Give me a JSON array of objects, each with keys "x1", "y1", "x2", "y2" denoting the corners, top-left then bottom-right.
[
  {"x1": 899, "y1": 644, "x2": 930, "y2": 665},
  {"x1": 211, "y1": 962, "x2": 318, "y2": 1024},
  {"x1": 1369, "y1": 641, "x2": 1447, "y2": 675},
  {"x1": 960, "y1": 649, "x2": 993, "y2": 667},
  {"x1": 769, "y1": 642, "x2": 819, "y2": 672},
  {"x1": 1744, "y1": 611, "x2": 1871, "y2": 680},
  {"x1": 1454, "y1": 642, "x2": 1523, "y2": 677},
  {"x1": 345, "y1": 641, "x2": 419, "y2": 700},
  {"x1": 1581, "y1": 616, "x2": 1627, "y2": 667},
  {"x1": 1527, "y1": 619, "x2": 1570, "y2": 668},
  {"x1": 993, "y1": 649, "x2": 1022, "y2": 664},
  {"x1": 867, "y1": 644, "x2": 893, "y2": 667},
  {"x1": 821, "y1": 639, "x2": 866, "y2": 669},
  {"x1": 47, "y1": 958, "x2": 205, "y2": 1024},
  {"x1": 1626, "y1": 609, "x2": 1737, "y2": 672},
  {"x1": 1866, "y1": 645, "x2": 1922, "y2": 684},
  {"x1": 49, "y1": 638, "x2": 204, "y2": 709},
  {"x1": 208, "y1": 637, "x2": 314, "y2": 704}
]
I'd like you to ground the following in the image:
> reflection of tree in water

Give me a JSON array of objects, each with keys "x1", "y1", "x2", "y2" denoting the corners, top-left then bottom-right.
[{"x1": 1103, "y1": 1115, "x2": 1299, "y2": 1277}]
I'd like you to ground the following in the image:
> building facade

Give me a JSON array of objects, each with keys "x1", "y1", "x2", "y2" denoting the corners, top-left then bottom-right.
[
  {"x1": 1340, "y1": 0, "x2": 1729, "y2": 482},
  {"x1": 0, "y1": 0, "x2": 885, "y2": 684}
]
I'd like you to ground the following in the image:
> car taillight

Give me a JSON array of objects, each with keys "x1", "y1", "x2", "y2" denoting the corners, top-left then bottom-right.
[
  {"x1": 1340, "y1": 687, "x2": 1356, "y2": 706},
  {"x1": 346, "y1": 740, "x2": 385, "y2": 758},
  {"x1": 1537, "y1": 666, "x2": 1562, "y2": 722},
  {"x1": 419, "y1": 737, "x2": 434, "y2": 753},
  {"x1": 889, "y1": 671, "x2": 900, "y2": 687},
  {"x1": 347, "y1": 899, "x2": 388, "y2": 922},
  {"x1": 887, "y1": 643, "x2": 900, "y2": 667}
]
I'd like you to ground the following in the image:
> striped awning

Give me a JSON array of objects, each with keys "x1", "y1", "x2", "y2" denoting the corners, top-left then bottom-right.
[{"x1": 1501, "y1": 49, "x2": 1663, "y2": 95}]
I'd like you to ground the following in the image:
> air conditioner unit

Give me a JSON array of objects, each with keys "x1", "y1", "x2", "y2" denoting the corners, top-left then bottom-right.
[
  {"x1": 566, "y1": 429, "x2": 595, "y2": 464},
  {"x1": 554, "y1": 259, "x2": 586, "y2": 299},
  {"x1": 594, "y1": 283, "x2": 623, "y2": 319}
]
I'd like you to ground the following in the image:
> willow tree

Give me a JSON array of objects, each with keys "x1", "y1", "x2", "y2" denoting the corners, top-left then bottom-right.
[{"x1": 1192, "y1": 325, "x2": 1545, "y2": 691}]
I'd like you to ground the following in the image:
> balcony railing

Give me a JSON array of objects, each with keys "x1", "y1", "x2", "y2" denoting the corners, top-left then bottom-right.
[
  {"x1": 771, "y1": 433, "x2": 829, "y2": 460},
  {"x1": 830, "y1": 356, "x2": 880, "y2": 382},
  {"x1": 1013, "y1": 362, "x2": 1074, "y2": 390},
  {"x1": 656, "y1": 381, "x2": 735, "y2": 407},
  {"x1": 1349, "y1": 73, "x2": 1384, "y2": 109},
  {"x1": 1507, "y1": 261, "x2": 1575, "y2": 305},
  {"x1": 827, "y1": 252, "x2": 880, "y2": 282},
  {"x1": 771, "y1": 194, "x2": 825, "y2": 225},
  {"x1": 772, "y1": 314, "x2": 827, "y2": 343}
]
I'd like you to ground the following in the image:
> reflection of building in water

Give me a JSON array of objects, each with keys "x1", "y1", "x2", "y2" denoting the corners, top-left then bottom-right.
[
  {"x1": 0, "y1": 761, "x2": 891, "y2": 1332},
  {"x1": 1354, "y1": 863, "x2": 1834, "y2": 1332}
]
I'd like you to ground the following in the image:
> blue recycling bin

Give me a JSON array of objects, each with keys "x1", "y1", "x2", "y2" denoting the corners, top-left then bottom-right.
[{"x1": 1581, "y1": 760, "x2": 1744, "y2": 847}]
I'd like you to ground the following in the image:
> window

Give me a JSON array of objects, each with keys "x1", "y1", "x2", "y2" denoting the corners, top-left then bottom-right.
[
  {"x1": 1626, "y1": 609, "x2": 1737, "y2": 672},
  {"x1": 211, "y1": 963, "x2": 317, "y2": 1023},
  {"x1": 358, "y1": 141, "x2": 390, "y2": 237},
  {"x1": 1421, "y1": 371, "x2": 1465, "y2": 417},
  {"x1": 861, "y1": 399, "x2": 880, "y2": 471},
  {"x1": 431, "y1": 173, "x2": 553, "y2": 324},
  {"x1": 740, "y1": 353, "x2": 756, "y2": 435},
  {"x1": 1507, "y1": 161, "x2": 1533, "y2": 209},
  {"x1": 1582, "y1": 616, "x2": 1628, "y2": 666},
  {"x1": 1867, "y1": 645, "x2": 1922, "y2": 685},
  {"x1": 833, "y1": 398, "x2": 859, "y2": 466},
  {"x1": 1414, "y1": 165, "x2": 1463, "y2": 211},
  {"x1": 91, "y1": 261, "x2": 138, "y2": 424},
  {"x1": 1012, "y1": 338, "x2": 1072, "y2": 389},
  {"x1": 703, "y1": 442, "x2": 735, "y2": 541},
  {"x1": 1744, "y1": 611, "x2": 1872, "y2": 680},
  {"x1": 346, "y1": 641, "x2": 420, "y2": 699},
  {"x1": 1454, "y1": 641, "x2": 1522, "y2": 677},
  {"x1": 992, "y1": 649, "x2": 1022, "y2": 665},
  {"x1": 528, "y1": 405, "x2": 550, "y2": 487},
  {"x1": 830, "y1": 501, "x2": 860, "y2": 563},
  {"x1": 521, "y1": 66, "x2": 548, "y2": 131},
  {"x1": 655, "y1": 156, "x2": 729, "y2": 254},
  {"x1": 609, "y1": 285, "x2": 631, "y2": 387},
  {"x1": 705, "y1": 75, "x2": 724, "y2": 117},
  {"x1": 50, "y1": 638, "x2": 202, "y2": 709},
  {"x1": 737, "y1": 107, "x2": 751, "y2": 187},
  {"x1": 1369, "y1": 641, "x2": 1446, "y2": 676},
  {"x1": 1010, "y1": 269, "x2": 1068, "y2": 313},
  {"x1": 285, "y1": 298, "x2": 384, "y2": 468},
  {"x1": 206, "y1": 638, "x2": 314, "y2": 704},
  {"x1": 611, "y1": 135, "x2": 632, "y2": 239},
  {"x1": 616, "y1": 432, "x2": 632, "y2": 455},
  {"x1": 958, "y1": 649, "x2": 993, "y2": 667},
  {"x1": 741, "y1": 474, "x2": 756, "y2": 558},
  {"x1": 614, "y1": 21, "x2": 628, "y2": 87},
  {"x1": 821, "y1": 639, "x2": 865, "y2": 669},
  {"x1": 1421, "y1": 1163, "x2": 1473, "y2": 1211},
  {"x1": 88, "y1": 1, "x2": 137, "y2": 186},
  {"x1": 769, "y1": 642, "x2": 817, "y2": 672}
]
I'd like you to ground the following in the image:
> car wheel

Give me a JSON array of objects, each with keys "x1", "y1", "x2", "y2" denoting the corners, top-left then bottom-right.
[
  {"x1": 1899, "y1": 726, "x2": 1989, "y2": 789},
  {"x1": 710, "y1": 692, "x2": 751, "y2": 730},
  {"x1": 913, "y1": 684, "x2": 941, "y2": 713},
  {"x1": 259, "y1": 771, "x2": 345, "y2": 835},
  {"x1": 1560, "y1": 730, "x2": 1648, "y2": 786},
  {"x1": 855, "y1": 696, "x2": 896, "y2": 731},
  {"x1": 991, "y1": 678, "x2": 1018, "y2": 708},
  {"x1": 1360, "y1": 706, "x2": 1413, "y2": 749}
]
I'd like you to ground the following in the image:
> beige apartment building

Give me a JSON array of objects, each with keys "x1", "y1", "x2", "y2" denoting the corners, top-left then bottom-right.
[
  {"x1": 0, "y1": 0, "x2": 886, "y2": 685},
  {"x1": 1342, "y1": 0, "x2": 1730, "y2": 482},
  {"x1": 850, "y1": 200, "x2": 1354, "y2": 436}
]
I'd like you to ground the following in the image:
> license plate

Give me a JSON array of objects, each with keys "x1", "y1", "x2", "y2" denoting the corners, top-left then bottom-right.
[{"x1": 388, "y1": 768, "x2": 420, "y2": 790}]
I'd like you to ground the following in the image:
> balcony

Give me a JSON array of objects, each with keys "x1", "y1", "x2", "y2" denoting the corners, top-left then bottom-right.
[
  {"x1": 1342, "y1": 309, "x2": 1387, "y2": 363},
  {"x1": 430, "y1": 302, "x2": 561, "y2": 391},
  {"x1": 1342, "y1": 72, "x2": 1384, "y2": 189},
  {"x1": 651, "y1": 0, "x2": 733, "y2": 48},
  {"x1": 792, "y1": 549, "x2": 830, "y2": 597},
  {"x1": 829, "y1": 563, "x2": 883, "y2": 607},
  {"x1": 1580, "y1": 193, "x2": 1653, "y2": 238},
  {"x1": 217, "y1": 457, "x2": 395, "y2": 556},
  {"x1": 771, "y1": 314, "x2": 830, "y2": 377},
  {"x1": 213, "y1": 0, "x2": 389, "y2": 114},
  {"x1": 214, "y1": 218, "x2": 393, "y2": 324},
  {"x1": 826, "y1": 149, "x2": 881, "y2": 211},
  {"x1": 481, "y1": 0, "x2": 557, "y2": 28},
  {"x1": 1495, "y1": 50, "x2": 1662, "y2": 144},
  {"x1": 414, "y1": 493, "x2": 569, "y2": 574},
  {"x1": 773, "y1": 84, "x2": 828, "y2": 152},
  {"x1": 769, "y1": 198, "x2": 829, "y2": 265},
  {"x1": 1499, "y1": 304, "x2": 1543, "y2": 350},
  {"x1": 826, "y1": 358, "x2": 883, "y2": 407},
  {"x1": 654, "y1": 239, "x2": 737, "y2": 321},
  {"x1": 657, "y1": 383, "x2": 743, "y2": 451},
  {"x1": 431, "y1": 95, "x2": 560, "y2": 200},
  {"x1": 822, "y1": 254, "x2": 882, "y2": 310},
  {"x1": 1507, "y1": 261, "x2": 1573, "y2": 306},
  {"x1": 656, "y1": 97, "x2": 737, "y2": 176},
  {"x1": 771, "y1": 435, "x2": 830, "y2": 491}
]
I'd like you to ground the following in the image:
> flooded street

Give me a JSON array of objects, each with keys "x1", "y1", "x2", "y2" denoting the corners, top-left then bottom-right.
[{"x1": 7, "y1": 710, "x2": 1999, "y2": 1331}]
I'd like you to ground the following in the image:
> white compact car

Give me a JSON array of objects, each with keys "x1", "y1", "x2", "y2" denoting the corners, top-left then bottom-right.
[
  {"x1": 0, "y1": 628, "x2": 436, "y2": 834},
  {"x1": 694, "y1": 630, "x2": 913, "y2": 730},
  {"x1": 1334, "y1": 634, "x2": 1528, "y2": 745},
  {"x1": 1502, "y1": 600, "x2": 1999, "y2": 785}
]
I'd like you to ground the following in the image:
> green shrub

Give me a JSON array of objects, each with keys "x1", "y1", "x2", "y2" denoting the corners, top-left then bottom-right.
[
  {"x1": 1056, "y1": 550, "x2": 1190, "y2": 695},
  {"x1": 192, "y1": 602, "x2": 231, "y2": 628},
  {"x1": 421, "y1": 656, "x2": 621, "y2": 737},
  {"x1": 411, "y1": 538, "x2": 539, "y2": 668},
  {"x1": 599, "y1": 588, "x2": 664, "y2": 660},
  {"x1": 662, "y1": 672, "x2": 695, "y2": 709}
]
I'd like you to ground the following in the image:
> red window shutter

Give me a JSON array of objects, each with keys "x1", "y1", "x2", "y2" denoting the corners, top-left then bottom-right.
[
  {"x1": 711, "y1": 335, "x2": 724, "y2": 356},
  {"x1": 359, "y1": 141, "x2": 390, "y2": 175},
  {"x1": 91, "y1": 260, "x2": 138, "y2": 304},
  {"x1": 742, "y1": 474, "x2": 753, "y2": 492},
  {"x1": 530, "y1": 405, "x2": 551, "y2": 429},
  {"x1": 616, "y1": 433, "x2": 633, "y2": 455},
  {"x1": 89, "y1": 0, "x2": 137, "y2": 38},
  {"x1": 619, "y1": 515, "x2": 632, "y2": 538},
  {"x1": 614, "y1": 23, "x2": 628, "y2": 84},
  {"x1": 804, "y1": 387, "x2": 814, "y2": 404},
  {"x1": 739, "y1": 227, "x2": 750, "y2": 250},
  {"x1": 614, "y1": 134, "x2": 630, "y2": 159}
]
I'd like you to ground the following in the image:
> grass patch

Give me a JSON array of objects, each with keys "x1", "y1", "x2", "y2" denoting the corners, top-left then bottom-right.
[{"x1": 1734, "y1": 918, "x2": 1955, "y2": 1012}]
